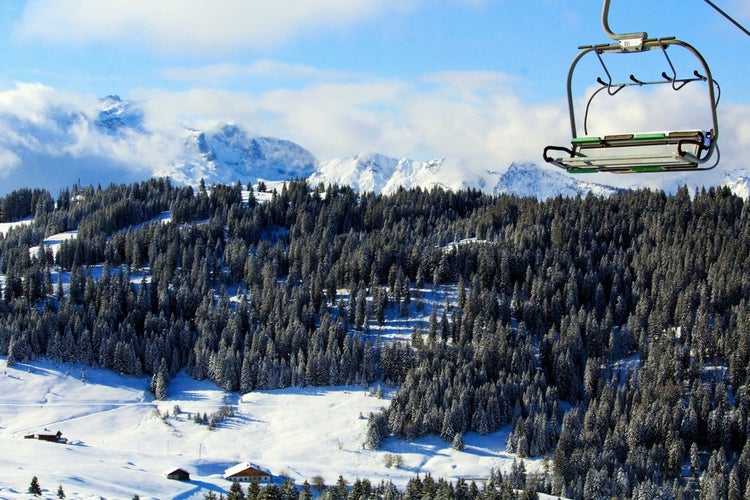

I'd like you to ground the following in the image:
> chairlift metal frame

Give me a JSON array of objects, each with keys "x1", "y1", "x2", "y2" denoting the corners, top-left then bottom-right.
[{"x1": 543, "y1": 0, "x2": 720, "y2": 174}]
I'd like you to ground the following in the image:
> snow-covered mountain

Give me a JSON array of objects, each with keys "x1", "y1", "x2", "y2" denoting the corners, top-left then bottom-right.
[
  {"x1": 493, "y1": 162, "x2": 621, "y2": 199},
  {"x1": 1, "y1": 92, "x2": 745, "y2": 200},
  {"x1": 309, "y1": 154, "x2": 621, "y2": 199},
  {"x1": 95, "y1": 94, "x2": 145, "y2": 134},
  {"x1": 154, "y1": 124, "x2": 318, "y2": 187},
  {"x1": 310, "y1": 153, "x2": 454, "y2": 194},
  {"x1": 723, "y1": 173, "x2": 750, "y2": 199}
]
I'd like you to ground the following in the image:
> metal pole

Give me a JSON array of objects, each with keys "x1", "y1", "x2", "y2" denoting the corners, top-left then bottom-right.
[{"x1": 601, "y1": 0, "x2": 647, "y2": 46}]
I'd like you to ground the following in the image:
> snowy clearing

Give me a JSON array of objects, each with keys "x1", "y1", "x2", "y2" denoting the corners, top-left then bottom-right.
[
  {"x1": 28, "y1": 230, "x2": 78, "y2": 258},
  {"x1": 0, "y1": 358, "x2": 537, "y2": 500},
  {"x1": 0, "y1": 217, "x2": 33, "y2": 236}
]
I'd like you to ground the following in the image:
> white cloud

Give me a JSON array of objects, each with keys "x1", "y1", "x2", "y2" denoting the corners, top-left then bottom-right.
[
  {"x1": 721, "y1": 102, "x2": 750, "y2": 168},
  {"x1": 575, "y1": 84, "x2": 717, "y2": 137},
  {"x1": 160, "y1": 60, "x2": 353, "y2": 84},
  {"x1": 0, "y1": 83, "x2": 157, "y2": 178},
  {"x1": 0, "y1": 82, "x2": 89, "y2": 126},
  {"x1": 14, "y1": 0, "x2": 418, "y2": 53},
  {"x1": 0, "y1": 149, "x2": 21, "y2": 178},
  {"x1": 424, "y1": 70, "x2": 521, "y2": 92}
]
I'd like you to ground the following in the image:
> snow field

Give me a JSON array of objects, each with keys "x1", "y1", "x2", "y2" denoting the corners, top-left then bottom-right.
[{"x1": 0, "y1": 358, "x2": 535, "y2": 500}]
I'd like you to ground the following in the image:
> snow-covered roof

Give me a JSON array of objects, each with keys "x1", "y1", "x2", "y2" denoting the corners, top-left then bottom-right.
[
  {"x1": 163, "y1": 467, "x2": 190, "y2": 476},
  {"x1": 223, "y1": 462, "x2": 272, "y2": 478}
]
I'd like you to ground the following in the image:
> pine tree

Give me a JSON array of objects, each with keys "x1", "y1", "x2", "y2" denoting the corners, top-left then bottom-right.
[
  {"x1": 227, "y1": 480, "x2": 244, "y2": 500},
  {"x1": 298, "y1": 480, "x2": 312, "y2": 500},
  {"x1": 728, "y1": 465, "x2": 742, "y2": 500},
  {"x1": 510, "y1": 458, "x2": 527, "y2": 490},
  {"x1": 57, "y1": 484, "x2": 66, "y2": 499},
  {"x1": 280, "y1": 478, "x2": 297, "y2": 500},
  {"x1": 259, "y1": 483, "x2": 282, "y2": 500},
  {"x1": 28, "y1": 476, "x2": 42, "y2": 496},
  {"x1": 246, "y1": 480, "x2": 261, "y2": 500},
  {"x1": 334, "y1": 475, "x2": 348, "y2": 500},
  {"x1": 152, "y1": 358, "x2": 169, "y2": 400},
  {"x1": 690, "y1": 442, "x2": 701, "y2": 479},
  {"x1": 452, "y1": 432, "x2": 465, "y2": 451},
  {"x1": 240, "y1": 350, "x2": 255, "y2": 394}
]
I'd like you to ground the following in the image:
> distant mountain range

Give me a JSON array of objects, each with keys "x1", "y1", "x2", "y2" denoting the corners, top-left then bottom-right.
[
  {"x1": 308, "y1": 154, "x2": 623, "y2": 199},
  {"x1": 0, "y1": 94, "x2": 747, "y2": 199}
]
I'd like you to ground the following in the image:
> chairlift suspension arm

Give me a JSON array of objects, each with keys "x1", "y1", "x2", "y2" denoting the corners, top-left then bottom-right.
[{"x1": 601, "y1": 0, "x2": 647, "y2": 50}]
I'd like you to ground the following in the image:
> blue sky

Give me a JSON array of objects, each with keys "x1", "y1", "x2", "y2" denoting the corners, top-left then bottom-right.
[{"x1": 0, "y1": 0, "x2": 748, "y2": 190}]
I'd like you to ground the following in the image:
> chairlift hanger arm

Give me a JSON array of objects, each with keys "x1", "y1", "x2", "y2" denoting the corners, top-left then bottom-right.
[{"x1": 601, "y1": 0, "x2": 648, "y2": 50}]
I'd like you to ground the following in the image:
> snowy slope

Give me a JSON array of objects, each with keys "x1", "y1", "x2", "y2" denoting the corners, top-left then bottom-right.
[
  {"x1": 0, "y1": 217, "x2": 33, "y2": 236},
  {"x1": 0, "y1": 358, "x2": 535, "y2": 500},
  {"x1": 0, "y1": 277, "x2": 549, "y2": 499}
]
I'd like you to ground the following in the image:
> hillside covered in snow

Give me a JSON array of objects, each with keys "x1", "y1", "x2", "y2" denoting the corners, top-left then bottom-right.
[{"x1": 0, "y1": 358, "x2": 524, "y2": 500}]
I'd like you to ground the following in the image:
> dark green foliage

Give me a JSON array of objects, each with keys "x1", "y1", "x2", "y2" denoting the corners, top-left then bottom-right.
[
  {"x1": 298, "y1": 481, "x2": 312, "y2": 500},
  {"x1": 28, "y1": 476, "x2": 42, "y2": 496},
  {"x1": 151, "y1": 358, "x2": 169, "y2": 400},
  {"x1": 452, "y1": 432, "x2": 465, "y2": 451},
  {"x1": 246, "y1": 480, "x2": 260, "y2": 500},
  {"x1": 365, "y1": 411, "x2": 388, "y2": 449},
  {"x1": 258, "y1": 483, "x2": 281, "y2": 500},
  {"x1": 227, "y1": 481, "x2": 244, "y2": 500},
  {"x1": 0, "y1": 188, "x2": 53, "y2": 223},
  {"x1": 279, "y1": 478, "x2": 297, "y2": 500}
]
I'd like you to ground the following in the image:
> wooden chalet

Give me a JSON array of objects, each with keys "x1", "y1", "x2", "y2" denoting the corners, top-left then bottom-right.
[
  {"x1": 24, "y1": 430, "x2": 67, "y2": 444},
  {"x1": 164, "y1": 467, "x2": 191, "y2": 481},
  {"x1": 223, "y1": 462, "x2": 272, "y2": 483}
]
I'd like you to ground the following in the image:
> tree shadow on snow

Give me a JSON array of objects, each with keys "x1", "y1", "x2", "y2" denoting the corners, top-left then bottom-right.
[
  {"x1": 380, "y1": 427, "x2": 512, "y2": 467},
  {"x1": 173, "y1": 480, "x2": 226, "y2": 500}
]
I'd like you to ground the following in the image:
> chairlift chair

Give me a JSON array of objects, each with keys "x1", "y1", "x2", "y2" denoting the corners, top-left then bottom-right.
[{"x1": 543, "y1": 0, "x2": 720, "y2": 174}]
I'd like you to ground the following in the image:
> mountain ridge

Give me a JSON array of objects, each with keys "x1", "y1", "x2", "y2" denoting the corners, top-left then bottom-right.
[{"x1": 0, "y1": 94, "x2": 746, "y2": 199}]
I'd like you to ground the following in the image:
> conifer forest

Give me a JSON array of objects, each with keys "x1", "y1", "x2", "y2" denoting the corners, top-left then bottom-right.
[{"x1": 2, "y1": 178, "x2": 750, "y2": 498}]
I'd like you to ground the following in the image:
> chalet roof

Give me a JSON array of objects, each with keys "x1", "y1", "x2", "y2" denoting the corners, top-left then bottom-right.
[
  {"x1": 223, "y1": 462, "x2": 272, "y2": 478},
  {"x1": 163, "y1": 467, "x2": 190, "y2": 476}
]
